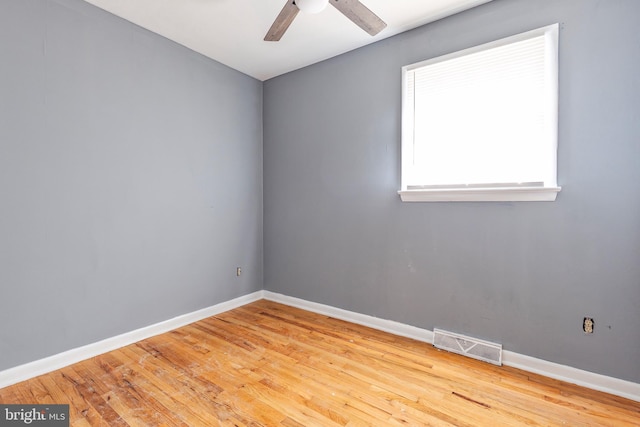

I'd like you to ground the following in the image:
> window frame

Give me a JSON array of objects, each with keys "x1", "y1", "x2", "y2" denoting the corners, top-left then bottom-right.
[{"x1": 399, "y1": 24, "x2": 561, "y2": 202}]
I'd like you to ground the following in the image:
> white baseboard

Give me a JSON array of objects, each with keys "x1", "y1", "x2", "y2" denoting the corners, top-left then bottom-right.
[
  {"x1": 262, "y1": 291, "x2": 434, "y2": 344},
  {"x1": 502, "y1": 351, "x2": 640, "y2": 402},
  {"x1": 0, "y1": 291, "x2": 264, "y2": 389},
  {"x1": 263, "y1": 291, "x2": 640, "y2": 402},
  {"x1": 2, "y1": 289, "x2": 638, "y2": 404}
]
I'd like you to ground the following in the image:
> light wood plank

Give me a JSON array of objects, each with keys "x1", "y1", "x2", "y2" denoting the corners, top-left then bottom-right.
[{"x1": 1, "y1": 300, "x2": 638, "y2": 426}]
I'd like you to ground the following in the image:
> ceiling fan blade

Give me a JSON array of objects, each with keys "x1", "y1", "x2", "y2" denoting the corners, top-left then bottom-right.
[
  {"x1": 329, "y1": 0, "x2": 386, "y2": 36},
  {"x1": 265, "y1": 0, "x2": 300, "y2": 41}
]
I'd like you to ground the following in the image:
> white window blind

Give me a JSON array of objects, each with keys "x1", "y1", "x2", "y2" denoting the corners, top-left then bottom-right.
[{"x1": 400, "y1": 24, "x2": 560, "y2": 202}]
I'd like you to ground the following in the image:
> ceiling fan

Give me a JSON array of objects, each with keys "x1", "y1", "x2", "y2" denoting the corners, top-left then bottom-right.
[{"x1": 265, "y1": 0, "x2": 387, "y2": 41}]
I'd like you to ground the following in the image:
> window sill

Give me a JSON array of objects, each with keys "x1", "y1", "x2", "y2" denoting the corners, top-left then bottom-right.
[{"x1": 398, "y1": 186, "x2": 561, "y2": 202}]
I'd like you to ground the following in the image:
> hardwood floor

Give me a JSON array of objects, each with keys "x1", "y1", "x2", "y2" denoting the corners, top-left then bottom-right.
[{"x1": 1, "y1": 300, "x2": 638, "y2": 426}]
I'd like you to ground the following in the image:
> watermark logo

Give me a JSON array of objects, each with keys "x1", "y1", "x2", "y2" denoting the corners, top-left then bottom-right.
[{"x1": 0, "y1": 405, "x2": 69, "y2": 426}]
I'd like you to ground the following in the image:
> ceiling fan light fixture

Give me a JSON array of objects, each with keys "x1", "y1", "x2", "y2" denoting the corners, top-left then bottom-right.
[
  {"x1": 265, "y1": 0, "x2": 386, "y2": 42},
  {"x1": 295, "y1": 0, "x2": 329, "y2": 14}
]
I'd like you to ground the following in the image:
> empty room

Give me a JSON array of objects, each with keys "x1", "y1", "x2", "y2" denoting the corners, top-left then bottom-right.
[{"x1": 1, "y1": 0, "x2": 639, "y2": 425}]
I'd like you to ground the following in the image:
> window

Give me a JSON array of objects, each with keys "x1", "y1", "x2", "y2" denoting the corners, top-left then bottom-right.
[{"x1": 399, "y1": 24, "x2": 561, "y2": 202}]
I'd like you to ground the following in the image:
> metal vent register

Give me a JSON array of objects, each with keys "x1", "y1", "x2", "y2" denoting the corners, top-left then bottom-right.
[{"x1": 433, "y1": 328, "x2": 502, "y2": 365}]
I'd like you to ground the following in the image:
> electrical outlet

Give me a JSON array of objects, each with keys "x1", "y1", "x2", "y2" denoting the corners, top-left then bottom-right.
[
  {"x1": 236, "y1": 267, "x2": 242, "y2": 277},
  {"x1": 583, "y1": 317, "x2": 594, "y2": 334}
]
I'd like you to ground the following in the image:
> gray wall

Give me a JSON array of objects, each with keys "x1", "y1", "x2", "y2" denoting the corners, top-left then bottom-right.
[
  {"x1": 264, "y1": 0, "x2": 640, "y2": 382},
  {"x1": 0, "y1": 0, "x2": 263, "y2": 370}
]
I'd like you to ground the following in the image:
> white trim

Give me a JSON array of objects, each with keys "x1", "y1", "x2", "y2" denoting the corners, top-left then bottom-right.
[
  {"x1": 2, "y1": 290, "x2": 638, "y2": 403},
  {"x1": 400, "y1": 24, "x2": 560, "y2": 202},
  {"x1": 398, "y1": 186, "x2": 561, "y2": 202},
  {"x1": 263, "y1": 291, "x2": 640, "y2": 402},
  {"x1": 0, "y1": 291, "x2": 264, "y2": 389},
  {"x1": 502, "y1": 351, "x2": 640, "y2": 402},
  {"x1": 263, "y1": 291, "x2": 434, "y2": 344}
]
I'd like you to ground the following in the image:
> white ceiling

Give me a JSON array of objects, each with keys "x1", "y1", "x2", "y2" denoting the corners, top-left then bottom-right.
[{"x1": 81, "y1": 0, "x2": 493, "y2": 81}]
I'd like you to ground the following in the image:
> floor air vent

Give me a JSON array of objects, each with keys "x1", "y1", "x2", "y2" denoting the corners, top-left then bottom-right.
[{"x1": 433, "y1": 328, "x2": 502, "y2": 366}]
